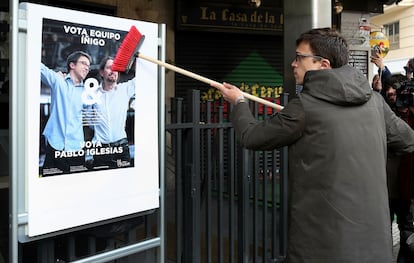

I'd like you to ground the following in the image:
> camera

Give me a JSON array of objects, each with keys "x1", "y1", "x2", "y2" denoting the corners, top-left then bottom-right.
[{"x1": 396, "y1": 79, "x2": 414, "y2": 107}]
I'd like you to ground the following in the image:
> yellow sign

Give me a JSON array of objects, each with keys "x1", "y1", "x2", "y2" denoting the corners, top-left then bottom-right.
[{"x1": 370, "y1": 31, "x2": 389, "y2": 58}]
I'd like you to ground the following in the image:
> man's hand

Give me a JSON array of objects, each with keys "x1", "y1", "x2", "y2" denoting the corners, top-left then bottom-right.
[
  {"x1": 210, "y1": 82, "x2": 244, "y2": 105},
  {"x1": 57, "y1": 71, "x2": 67, "y2": 78},
  {"x1": 370, "y1": 52, "x2": 385, "y2": 70}
]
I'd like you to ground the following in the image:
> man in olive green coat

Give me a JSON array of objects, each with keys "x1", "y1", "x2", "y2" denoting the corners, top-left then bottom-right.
[{"x1": 212, "y1": 28, "x2": 414, "y2": 262}]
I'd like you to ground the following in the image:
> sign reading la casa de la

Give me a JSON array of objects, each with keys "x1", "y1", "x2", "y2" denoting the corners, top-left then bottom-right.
[{"x1": 177, "y1": 4, "x2": 283, "y2": 34}]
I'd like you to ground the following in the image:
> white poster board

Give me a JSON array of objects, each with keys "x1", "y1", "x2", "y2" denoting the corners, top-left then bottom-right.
[{"x1": 21, "y1": 3, "x2": 160, "y2": 237}]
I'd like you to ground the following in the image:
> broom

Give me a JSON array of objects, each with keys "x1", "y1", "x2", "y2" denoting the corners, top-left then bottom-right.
[{"x1": 112, "y1": 25, "x2": 284, "y2": 111}]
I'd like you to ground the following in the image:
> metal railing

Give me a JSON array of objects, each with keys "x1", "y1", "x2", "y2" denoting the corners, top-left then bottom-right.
[{"x1": 165, "y1": 90, "x2": 288, "y2": 263}]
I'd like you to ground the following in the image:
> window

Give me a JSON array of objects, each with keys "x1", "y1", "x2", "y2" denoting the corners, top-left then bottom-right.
[{"x1": 383, "y1": 21, "x2": 400, "y2": 49}]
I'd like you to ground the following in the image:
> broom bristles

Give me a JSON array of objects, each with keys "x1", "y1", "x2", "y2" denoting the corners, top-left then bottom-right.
[{"x1": 112, "y1": 25, "x2": 145, "y2": 72}]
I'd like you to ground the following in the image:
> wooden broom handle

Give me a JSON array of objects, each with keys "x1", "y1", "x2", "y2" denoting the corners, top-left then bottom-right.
[{"x1": 137, "y1": 53, "x2": 284, "y2": 110}]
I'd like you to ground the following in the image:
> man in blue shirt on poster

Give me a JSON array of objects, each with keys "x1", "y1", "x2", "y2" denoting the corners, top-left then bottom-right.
[{"x1": 40, "y1": 50, "x2": 92, "y2": 175}]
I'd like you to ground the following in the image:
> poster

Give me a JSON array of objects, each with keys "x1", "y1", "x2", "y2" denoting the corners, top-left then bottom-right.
[
  {"x1": 39, "y1": 18, "x2": 136, "y2": 176},
  {"x1": 22, "y1": 3, "x2": 160, "y2": 237}
]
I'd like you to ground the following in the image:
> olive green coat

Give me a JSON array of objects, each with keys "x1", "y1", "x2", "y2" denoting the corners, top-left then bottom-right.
[{"x1": 230, "y1": 65, "x2": 414, "y2": 262}]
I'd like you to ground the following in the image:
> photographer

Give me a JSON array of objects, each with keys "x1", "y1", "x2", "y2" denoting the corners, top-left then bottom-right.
[
  {"x1": 404, "y1": 58, "x2": 414, "y2": 79},
  {"x1": 370, "y1": 51, "x2": 392, "y2": 93},
  {"x1": 384, "y1": 72, "x2": 414, "y2": 262}
]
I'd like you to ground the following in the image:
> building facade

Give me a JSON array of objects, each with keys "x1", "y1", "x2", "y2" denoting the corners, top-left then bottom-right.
[{"x1": 370, "y1": 1, "x2": 414, "y2": 73}]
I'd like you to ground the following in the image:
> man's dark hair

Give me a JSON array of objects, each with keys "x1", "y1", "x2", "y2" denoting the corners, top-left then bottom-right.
[
  {"x1": 99, "y1": 56, "x2": 114, "y2": 71},
  {"x1": 66, "y1": 51, "x2": 92, "y2": 72},
  {"x1": 296, "y1": 27, "x2": 349, "y2": 68}
]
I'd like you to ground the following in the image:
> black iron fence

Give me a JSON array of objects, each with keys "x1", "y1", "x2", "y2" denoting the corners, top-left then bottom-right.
[{"x1": 165, "y1": 90, "x2": 289, "y2": 263}]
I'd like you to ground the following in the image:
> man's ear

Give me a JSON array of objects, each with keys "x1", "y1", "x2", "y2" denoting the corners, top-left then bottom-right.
[
  {"x1": 69, "y1": 61, "x2": 76, "y2": 70},
  {"x1": 320, "y1": 59, "x2": 331, "y2": 69}
]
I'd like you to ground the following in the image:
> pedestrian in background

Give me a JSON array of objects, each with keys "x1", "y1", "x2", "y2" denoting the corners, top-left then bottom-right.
[
  {"x1": 371, "y1": 51, "x2": 391, "y2": 95},
  {"x1": 371, "y1": 73, "x2": 382, "y2": 92},
  {"x1": 384, "y1": 72, "x2": 414, "y2": 263}
]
